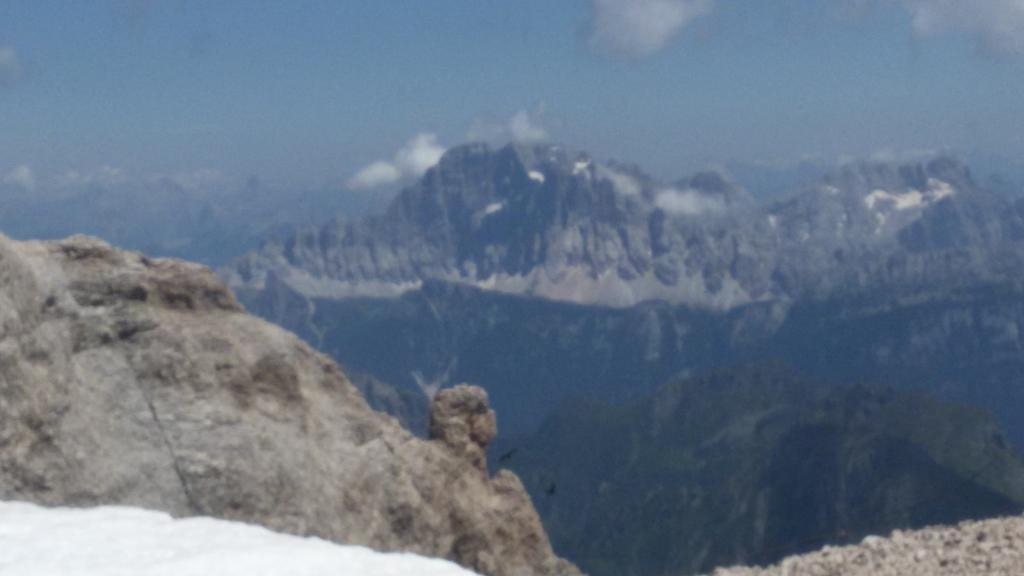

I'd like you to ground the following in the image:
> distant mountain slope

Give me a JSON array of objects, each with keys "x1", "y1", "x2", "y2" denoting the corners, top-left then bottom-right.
[
  {"x1": 493, "y1": 364, "x2": 1024, "y2": 576},
  {"x1": 746, "y1": 283, "x2": 1024, "y2": 446},
  {"x1": 236, "y1": 279, "x2": 731, "y2": 436},
  {"x1": 237, "y1": 277, "x2": 1024, "y2": 450},
  {"x1": 226, "y1": 144, "x2": 1024, "y2": 309}
]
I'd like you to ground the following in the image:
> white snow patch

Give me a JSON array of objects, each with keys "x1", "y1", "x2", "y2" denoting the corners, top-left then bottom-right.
[
  {"x1": 767, "y1": 215, "x2": 778, "y2": 229},
  {"x1": 573, "y1": 159, "x2": 592, "y2": 176},
  {"x1": 865, "y1": 189, "x2": 924, "y2": 211},
  {"x1": 528, "y1": 170, "x2": 546, "y2": 184},
  {"x1": 864, "y1": 180, "x2": 956, "y2": 212},
  {"x1": 483, "y1": 202, "x2": 505, "y2": 216},
  {"x1": 927, "y1": 178, "x2": 956, "y2": 201},
  {"x1": 820, "y1": 185, "x2": 841, "y2": 196},
  {"x1": 0, "y1": 501, "x2": 479, "y2": 576}
]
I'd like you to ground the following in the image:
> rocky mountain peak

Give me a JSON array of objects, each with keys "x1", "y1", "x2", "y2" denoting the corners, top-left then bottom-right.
[
  {"x1": 687, "y1": 170, "x2": 733, "y2": 193},
  {"x1": 823, "y1": 156, "x2": 975, "y2": 200}
]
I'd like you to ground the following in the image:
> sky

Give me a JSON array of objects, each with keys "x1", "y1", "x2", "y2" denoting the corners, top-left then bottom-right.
[{"x1": 2, "y1": 0, "x2": 1024, "y2": 194}]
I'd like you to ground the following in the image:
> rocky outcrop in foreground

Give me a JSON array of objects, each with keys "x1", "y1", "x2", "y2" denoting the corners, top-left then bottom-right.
[
  {"x1": 715, "y1": 515, "x2": 1024, "y2": 576},
  {"x1": 0, "y1": 234, "x2": 577, "y2": 576}
]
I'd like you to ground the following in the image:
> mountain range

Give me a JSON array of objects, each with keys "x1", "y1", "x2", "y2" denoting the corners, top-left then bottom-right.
[
  {"x1": 224, "y1": 143, "x2": 1024, "y2": 574},
  {"x1": 225, "y1": 143, "x2": 1024, "y2": 309},
  {"x1": 238, "y1": 276, "x2": 1024, "y2": 449},
  {"x1": 228, "y1": 147, "x2": 1024, "y2": 447}
]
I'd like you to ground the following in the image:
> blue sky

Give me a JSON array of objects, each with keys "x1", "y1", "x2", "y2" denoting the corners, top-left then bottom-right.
[{"x1": 2, "y1": 0, "x2": 1024, "y2": 192}]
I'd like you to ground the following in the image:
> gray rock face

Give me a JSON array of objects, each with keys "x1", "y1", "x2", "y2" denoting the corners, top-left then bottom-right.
[
  {"x1": 0, "y1": 234, "x2": 578, "y2": 576},
  {"x1": 430, "y1": 386, "x2": 497, "y2": 474},
  {"x1": 225, "y1": 146, "x2": 1024, "y2": 310}
]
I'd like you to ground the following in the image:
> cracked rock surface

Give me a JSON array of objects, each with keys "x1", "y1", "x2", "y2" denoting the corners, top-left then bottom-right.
[
  {"x1": 715, "y1": 516, "x2": 1024, "y2": 576},
  {"x1": 0, "y1": 234, "x2": 578, "y2": 576}
]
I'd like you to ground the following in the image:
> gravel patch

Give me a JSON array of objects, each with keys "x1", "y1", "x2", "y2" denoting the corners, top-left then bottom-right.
[{"x1": 714, "y1": 516, "x2": 1024, "y2": 576}]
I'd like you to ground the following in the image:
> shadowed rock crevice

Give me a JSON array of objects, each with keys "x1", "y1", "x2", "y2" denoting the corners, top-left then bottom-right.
[{"x1": 135, "y1": 381, "x2": 197, "y2": 511}]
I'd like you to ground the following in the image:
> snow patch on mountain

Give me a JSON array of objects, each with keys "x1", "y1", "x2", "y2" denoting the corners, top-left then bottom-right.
[
  {"x1": 0, "y1": 501, "x2": 479, "y2": 576},
  {"x1": 864, "y1": 179, "x2": 956, "y2": 211},
  {"x1": 927, "y1": 178, "x2": 956, "y2": 201},
  {"x1": 865, "y1": 189, "x2": 926, "y2": 211}
]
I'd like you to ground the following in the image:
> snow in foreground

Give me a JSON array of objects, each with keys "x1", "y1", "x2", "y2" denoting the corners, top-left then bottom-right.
[{"x1": 0, "y1": 501, "x2": 479, "y2": 576}]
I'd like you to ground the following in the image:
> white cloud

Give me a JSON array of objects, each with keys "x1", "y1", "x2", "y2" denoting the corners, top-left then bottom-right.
[
  {"x1": 347, "y1": 161, "x2": 402, "y2": 189},
  {"x1": 393, "y1": 133, "x2": 447, "y2": 178},
  {"x1": 589, "y1": 0, "x2": 714, "y2": 58},
  {"x1": 596, "y1": 165, "x2": 642, "y2": 196},
  {"x1": 467, "y1": 109, "x2": 549, "y2": 145},
  {"x1": 4, "y1": 165, "x2": 35, "y2": 190},
  {"x1": 897, "y1": 0, "x2": 1024, "y2": 56},
  {"x1": 0, "y1": 47, "x2": 23, "y2": 87},
  {"x1": 507, "y1": 110, "x2": 548, "y2": 143},
  {"x1": 347, "y1": 133, "x2": 446, "y2": 190},
  {"x1": 654, "y1": 188, "x2": 726, "y2": 216},
  {"x1": 56, "y1": 165, "x2": 129, "y2": 188}
]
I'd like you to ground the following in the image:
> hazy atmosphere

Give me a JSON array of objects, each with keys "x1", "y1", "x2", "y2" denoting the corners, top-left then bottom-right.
[{"x1": 4, "y1": 0, "x2": 1024, "y2": 191}]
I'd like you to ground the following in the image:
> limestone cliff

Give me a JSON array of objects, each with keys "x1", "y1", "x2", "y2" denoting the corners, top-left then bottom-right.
[{"x1": 0, "y1": 234, "x2": 578, "y2": 576}]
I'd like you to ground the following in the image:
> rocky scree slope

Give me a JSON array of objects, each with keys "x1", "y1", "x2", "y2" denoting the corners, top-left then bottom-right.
[
  {"x1": 0, "y1": 234, "x2": 578, "y2": 576},
  {"x1": 714, "y1": 515, "x2": 1024, "y2": 576}
]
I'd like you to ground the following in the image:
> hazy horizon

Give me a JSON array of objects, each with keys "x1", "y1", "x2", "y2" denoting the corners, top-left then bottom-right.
[{"x1": 3, "y1": 1, "x2": 1024, "y2": 195}]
